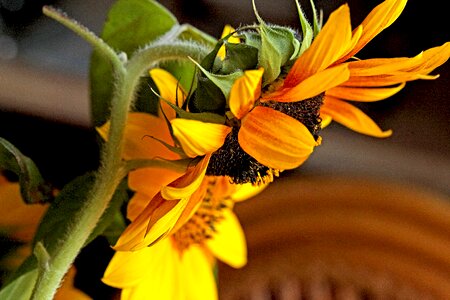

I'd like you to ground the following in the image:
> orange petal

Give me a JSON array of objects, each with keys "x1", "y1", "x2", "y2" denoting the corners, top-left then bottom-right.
[
  {"x1": 113, "y1": 193, "x2": 188, "y2": 251},
  {"x1": 284, "y1": 4, "x2": 352, "y2": 86},
  {"x1": 410, "y1": 42, "x2": 450, "y2": 74},
  {"x1": 0, "y1": 178, "x2": 47, "y2": 241},
  {"x1": 149, "y1": 68, "x2": 186, "y2": 120},
  {"x1": 128, "y1": 167, "x2": 183, "y2": 200},
  {"x1": 326, "y1": 82, "x2": 405, "y2": 102},
  {"x1": 339, "y1": 0, "x2": 408, "y2": 62},
  {"x1": 239, "y1": 106, "x2": 316, "y2": 170},
  {"x1": 264, "y1": 64, "x2": 349, "y2": 102},
  {"x1": 321, "y1": 96, "x2": 392, "y2": 138},
  {"x1": 229, "y1": 68, "x2": 264, "y2": 119},
  {"x1": 171, "y1": 118, "x2": 231, "y2": 157},
  {"x1": 343, "y1": 73, "x2": 438, "y2": 87}
]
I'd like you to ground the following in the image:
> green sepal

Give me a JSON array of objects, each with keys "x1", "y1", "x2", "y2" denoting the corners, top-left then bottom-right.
[
  {"x1": 295, "y1": 0, "x2": 313, "y2": 55},
  {"x1": 219, "y1": 42, "x2": 259, "y2": 74},
  {"x1": 190, "y1": 58, "x2": 243, "y2": 100},
  {"x1": 161, "y1": 98, "x2": 226, "y2": 124},
  {"x1": 188, "y1": 76, "x2": 226, "y2": 114},
  {"x1": 90, "y1": 0, "x2": 178, "y2": 126},
  {"x1": 252, "y1": 3, "x2": 299, "y2": 84},
  {"x1": 257, "y1": 23, "x2": 299, "y2": 85},
  {"x1": 0, "y1": 137, "x2": 52, "y2": 204}
]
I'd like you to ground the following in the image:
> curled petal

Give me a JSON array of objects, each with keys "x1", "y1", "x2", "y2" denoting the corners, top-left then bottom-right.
[
  {"x1": 161, "y1": 155, "x2": 210, "y2": 200},
  {"x1": 322, "y1": 96, "x2": 392, "y2": 138},
  {"x1": 239, "y1": 106, "x2": 317, "y2": 170},
  {"x1": 171, "y1": 118, "x2": 231, "y2": 157},
  {"x1": 326, "y1": 82, "x2": 405, "y2": 102},
  {"x1": 229, "y1": 68, "x2": 264, "y2": 119}
]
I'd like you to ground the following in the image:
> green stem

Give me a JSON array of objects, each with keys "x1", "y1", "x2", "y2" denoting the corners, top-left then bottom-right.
[{"x1": 29, "y1": 13, "x2": 211, "y2": 299}]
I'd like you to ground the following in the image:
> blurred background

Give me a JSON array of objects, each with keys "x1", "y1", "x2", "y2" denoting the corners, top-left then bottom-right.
[{"x1": 0, "y1": 0, "x2": 449, "y2": 298}]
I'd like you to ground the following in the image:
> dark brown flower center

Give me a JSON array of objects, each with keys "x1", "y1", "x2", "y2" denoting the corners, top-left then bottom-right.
[{"x1": 206, "y1": 94, "x2": 324, "y2": 184}]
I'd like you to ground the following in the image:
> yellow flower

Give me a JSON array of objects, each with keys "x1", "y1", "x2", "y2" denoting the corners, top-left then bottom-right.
[
  {"x1": 262, "y1": 0, "x2": 449, "y2": 137},
  {"x1": 103, "y1": 177, "x2": 250, "y2": 300}
]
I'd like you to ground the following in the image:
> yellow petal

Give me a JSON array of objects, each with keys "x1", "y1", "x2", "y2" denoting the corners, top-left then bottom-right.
[
  {"x1": 340, "y1": 0, "x2": 408, "y2": 61},
  {"x1": 231, "y1": 182, "x2": 269, "y2": 202},
  {"x1": 206, "y1": 210, "x2": 247, "y2": 268},
  {"x1": 97, "y1": 112, "x2": 178, "y2": 160},
  {"x1": 239, "y1": 106, "x2": 316, "y2": 170},
  {"x1": 179, "y1": 245, "x2": 218, "y2": 300},
  {"x1": 112, "y1": 239, "x2": 181, "y2": 299},
  {"x1": 284, "y1": 4, "x2": 352, "y2": 86},
  {"x1": 229, "y1": 68, "x2": 264, "y2": 119},
  {"x1": 263, "y1": 64, "x2": 350, "y2": 102},
  {"x1": 171, "y1": 118, "x2": 231, "y2": 157},
  {"x1": 102, "y1": 247, "x2": 158, "y2": 288},
  {"x1": 321, "y1": 96, "x2": 392, "y2": 138},
  {"x1": 326, "y1": 82, "x2": 405, "y2": 102},
  {"x1": 115, "y1": 240, "x2": 218, "y2": 300},
  {"x1": 150, "y1": 68, "x2": 186, "y2": 120},
  {"x1": 218, "y1": 25, "x2": 240, "y2": 60},
  {"x1": 320, "y1": 113, "x2": 333, "y2": 128}
]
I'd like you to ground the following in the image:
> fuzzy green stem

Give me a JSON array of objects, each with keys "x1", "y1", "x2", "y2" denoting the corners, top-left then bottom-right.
[{"x1": 29, "y1": 25, "x2": 211, "y2": 299}]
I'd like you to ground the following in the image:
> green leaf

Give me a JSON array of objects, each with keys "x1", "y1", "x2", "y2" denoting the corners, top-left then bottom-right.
[
  {"x1": 252, "y1": 0, "x2": 298, "y2": 85},
  {"x1": 90, "y1": 0, "x2": 179, "y2": 126},
  {"x1": 0, "y1": 137, "x2": 52, "y2": 204},
  {"x1": 0, "y1": 267, "x2": 38, "y2": 300}
]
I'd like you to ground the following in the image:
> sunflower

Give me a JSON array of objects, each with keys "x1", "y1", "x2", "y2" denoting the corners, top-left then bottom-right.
[
  {"x1": 102, "y1": 176, "x2": 250, "y2": 300},
  {"x1": 261, "y1": 0, "x2": 449, "y2": 137}
]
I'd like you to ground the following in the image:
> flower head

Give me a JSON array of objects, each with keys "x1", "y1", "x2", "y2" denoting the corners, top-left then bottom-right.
[{"x1": 99, "y1": 0, "x2": 449, "y2": 298}]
